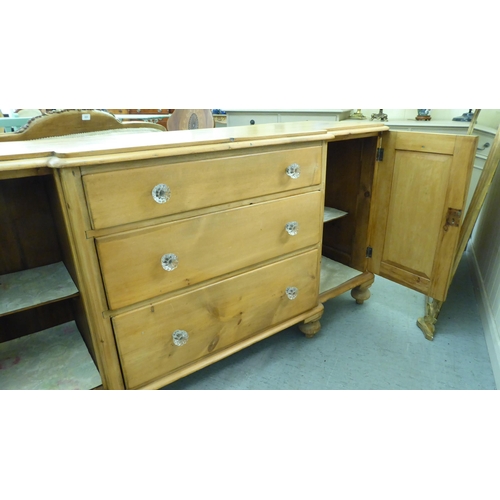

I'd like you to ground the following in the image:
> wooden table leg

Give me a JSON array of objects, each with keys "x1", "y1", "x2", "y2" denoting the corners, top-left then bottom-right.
[{"x1": 417, "y1": 296, "x2": 443, "y2": 341}]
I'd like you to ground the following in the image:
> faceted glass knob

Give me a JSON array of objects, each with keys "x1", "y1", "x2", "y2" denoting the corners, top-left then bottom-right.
[
  {"x1": 161, "y1": 253, "x2": 178, "y2": 271},
  {"x1": 286, "y1": 163, "x2": 300, "y2": 179},
  {"x1": 285, "y1": 221, "x2": 299, "y2": 236},
  {"x1": 286, "y1": 287, "x2": 299, "y2": 300},
  {"x1": 172, "y1": 330, "x2": 189, "y2": 346},
  {"x1": 152, "y1": 183, "x2": 171, "y2": 204}
]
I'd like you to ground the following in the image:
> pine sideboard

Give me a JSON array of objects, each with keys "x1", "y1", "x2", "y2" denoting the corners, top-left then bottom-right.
[{"x1": 0, "y1": 121, "x2": 478, "y2": 389}]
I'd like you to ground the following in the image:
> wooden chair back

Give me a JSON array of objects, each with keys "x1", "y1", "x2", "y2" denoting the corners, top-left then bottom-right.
[
  {"x1": 166, "y1": 109, "x2": 214, "y2": 131},
  {"x1": 0, "y1": 109, "x2": 165, "y2": 142}
]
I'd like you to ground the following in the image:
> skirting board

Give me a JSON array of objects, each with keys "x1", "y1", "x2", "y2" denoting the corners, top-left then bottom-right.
[{"x1": 468, "y1": 247, "x2": 500, "y2": 389}]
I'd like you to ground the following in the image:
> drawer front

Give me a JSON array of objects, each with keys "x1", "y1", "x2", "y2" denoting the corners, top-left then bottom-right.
[
  {"x1": 83, "y1": 146, "x2": 322, "y2": 229},
  {"x1": 96, "y1": 191, "x2": 322, "y2": 309},
  {"x1": 113, "y1": 249, "x2": 319, "y2": 389}
]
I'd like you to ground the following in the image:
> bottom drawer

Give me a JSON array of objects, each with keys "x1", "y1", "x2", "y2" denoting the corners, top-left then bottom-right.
[{"x1": 113, "y1": 249, "x2": 319, "y2": 389}]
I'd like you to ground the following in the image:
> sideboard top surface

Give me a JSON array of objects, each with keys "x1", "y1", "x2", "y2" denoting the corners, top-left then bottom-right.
[{"x1": 0, "y1": 121, "x2": 389, "y2": 170}]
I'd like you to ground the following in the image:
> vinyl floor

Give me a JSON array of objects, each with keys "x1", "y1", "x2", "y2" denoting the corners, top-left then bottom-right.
[{"x1": 163, "y1": 252, "x2": 496, "y2": 390}]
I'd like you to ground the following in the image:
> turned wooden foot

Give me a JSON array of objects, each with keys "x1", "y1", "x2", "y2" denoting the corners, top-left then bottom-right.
[
  {"x1": 351, "y1": 277, "x2": 374, "y2": 305},
  {"x1": 417, "y1": 296, "x2": 443, "y2": 341},
  {"x1": 299, "y1": 306, "x2": 324, "y2": 339}
]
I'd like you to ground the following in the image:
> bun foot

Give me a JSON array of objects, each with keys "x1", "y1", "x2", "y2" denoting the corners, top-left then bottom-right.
[
  {"x1": 351, "y1": 277, "x2": 374, "y2": 305},
  {"x1": 299, "y1": 306, "x2": 324, "y2": 339}
]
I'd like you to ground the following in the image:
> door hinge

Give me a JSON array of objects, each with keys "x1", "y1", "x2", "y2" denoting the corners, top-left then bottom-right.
[
  {"x1": 376, "y1": 148, "x2": 384, "y2": 161},
  {"x1": 444, "y1": 208, "x2": 462, "y2": 231},
  {"x1": 366, "y1": 246, "x2": 373, "y2": 258}
]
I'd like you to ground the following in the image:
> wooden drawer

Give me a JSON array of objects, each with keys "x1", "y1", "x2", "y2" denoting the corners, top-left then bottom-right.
[
  {"x1": 83, "y1": 145, "x2": 323, "y2": 229},
  {"x1": 112, "y1": 249, "x2": 319, "y2": 389},
  {"x1": 96, "y1": 191, "x2": 322, "y2": 310}
]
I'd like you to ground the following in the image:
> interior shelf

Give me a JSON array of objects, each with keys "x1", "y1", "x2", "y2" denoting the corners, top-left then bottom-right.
[
  {"x1": 319, "y1": 256, "x2": 364, "y2": 295},
  {"x1": 0, "y1": 262, "x2": 79, "y2": 317},
  {"x1": 0, "y1": 320, "x2": 102, "y2": 390},
  {"x1": 323, "y1": 206, "x2": 348, "y2": 223}
]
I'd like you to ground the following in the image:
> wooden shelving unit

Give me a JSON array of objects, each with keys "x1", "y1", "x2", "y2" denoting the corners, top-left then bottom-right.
[
  {"x1": 0, "y1": 261, "x2": 101, "y2": 389},
  {"x1": 319, "y1": 257, "x2": 364, "y2": 295},
  {"x1": 323, "y1": 206, "x2": 348, "y2": 223},
  {"x1": 0, "y1": 169, "x2": 102, "y2": 390},
  {"x1": 0, "y1": 262, "x2": 79, "y2": 316},
  {"x1": 0, "y1": 321, "x2": 101, "y2": 390}
]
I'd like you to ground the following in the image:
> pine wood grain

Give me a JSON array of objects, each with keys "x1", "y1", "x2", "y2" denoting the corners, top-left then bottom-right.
[
  {"x1": 113, "y1": 249, "x2": 319, "y2": 389},
  {"x1": 83, "y1": 146, "x2": 322, "y2": 229},
  {"x1": 96, "y1": 191, "x2": 323, "y2": 310}
]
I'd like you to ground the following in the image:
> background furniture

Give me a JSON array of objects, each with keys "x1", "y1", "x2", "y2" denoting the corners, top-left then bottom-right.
[
  {"x1": 0, "y1": 109, "x2": 165, "y2": 142},
  {"x1": 0, "y1": 120, "x2": 478, "y2": 389},
  {"x1": 225, "y1": 109, "x2": 353, "y2": 127},
  {"x1": 166, "y1": 109, "x2": 214, "y2": 130},
  {"x1": 0, "y1": 116, "x2": 31, "y2": 133},
  {"x1": 213, "y1": 111, "x2": 227, "y2": 127},
  {"x1": 108, "y1": 109, "x2": 173, "y2": 129},
  {"x1": 15, "y1": 109, "x2": 43, "y2": 118}
]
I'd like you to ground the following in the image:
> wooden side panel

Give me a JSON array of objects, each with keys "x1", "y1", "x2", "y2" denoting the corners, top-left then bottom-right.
[
  {"x1": 368, "y1": 131, "x2": 477, "y2": 301},
  {"x1": 56, "y1": 168, "x2": 125, "y2": 389}
]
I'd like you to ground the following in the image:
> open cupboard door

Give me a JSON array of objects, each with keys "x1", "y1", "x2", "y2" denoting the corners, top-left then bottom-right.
[{"x1": 367, "y1": 130, "x2": 477, "y2": 302}]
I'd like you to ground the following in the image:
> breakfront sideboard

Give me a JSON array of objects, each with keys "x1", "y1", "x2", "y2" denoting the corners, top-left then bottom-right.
[{"x1": 0, "y1": 121, "x2": 477, "y2": 389}]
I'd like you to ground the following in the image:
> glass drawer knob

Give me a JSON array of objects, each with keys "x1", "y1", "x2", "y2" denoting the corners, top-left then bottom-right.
[
  {"x1": 286, "y1": 163, "x2": 300, "y2": 179},
  {"x1": 286, "y1": 287, "x2": 299, "y2": 300},
  {"x1": 161, "y1": 253, "x2": 178, "y2": 271},
  {"x1": 172, "y1": 330, "x2": 189, "y2": 346},
  {"x1": 285, "y1": 221, "x2": 299, "y2": 236},
  {"x1": 152, "y1": 183, "x2": 171, "y2": 204}
]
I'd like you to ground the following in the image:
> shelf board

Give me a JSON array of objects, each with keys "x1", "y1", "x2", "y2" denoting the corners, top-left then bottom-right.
[
  {"x1": 320, "y1": 257, "x2": 364, "y2": 295},
  {"x1": 0, "y1": 321, "x2": 102, "y2": 390},
  {"x1": 323, "y1": 207, "x2": 348, "y2": 223},
  {"x1": 0, "y1": 262, "x2": 79, "y2": 317}
]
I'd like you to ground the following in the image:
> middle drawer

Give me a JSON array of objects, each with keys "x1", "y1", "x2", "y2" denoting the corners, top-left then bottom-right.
[{"x1": 96, "y1": 191, "x2": 322, "y2": 310}]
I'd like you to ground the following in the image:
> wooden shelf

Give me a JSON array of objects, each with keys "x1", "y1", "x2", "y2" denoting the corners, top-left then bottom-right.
[
  {"x1": 319, "y1": 256, "x2": 363, "y2": 295},
  {"x1": 0, "y1": 321, "x2": 102, "y2": 390},
  {"x1": 323, "y1": 206, "x2": 348, "y2": 223},
  {"x1": 0, "y1": 262, "x2": 79, "y2": 317}
]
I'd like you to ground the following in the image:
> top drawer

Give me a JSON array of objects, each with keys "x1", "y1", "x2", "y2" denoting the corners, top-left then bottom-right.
[{"x1": 83, "y1": 146, "x2": 322, "y2": 229}]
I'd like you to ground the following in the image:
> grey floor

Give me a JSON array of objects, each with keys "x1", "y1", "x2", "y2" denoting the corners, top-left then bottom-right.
[{"x1": 163, "y1": 253, "x2": 496, "y2": 390}]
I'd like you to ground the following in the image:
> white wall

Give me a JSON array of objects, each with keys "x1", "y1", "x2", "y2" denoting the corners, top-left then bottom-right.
[{"x1": 469, "y1": 136, "x2": 500, "y2": 387}]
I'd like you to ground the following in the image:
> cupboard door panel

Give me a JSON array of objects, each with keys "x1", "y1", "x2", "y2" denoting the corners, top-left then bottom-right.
[{"x1": 368, "y1": 131, "x2": 477, "y2": 301}]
